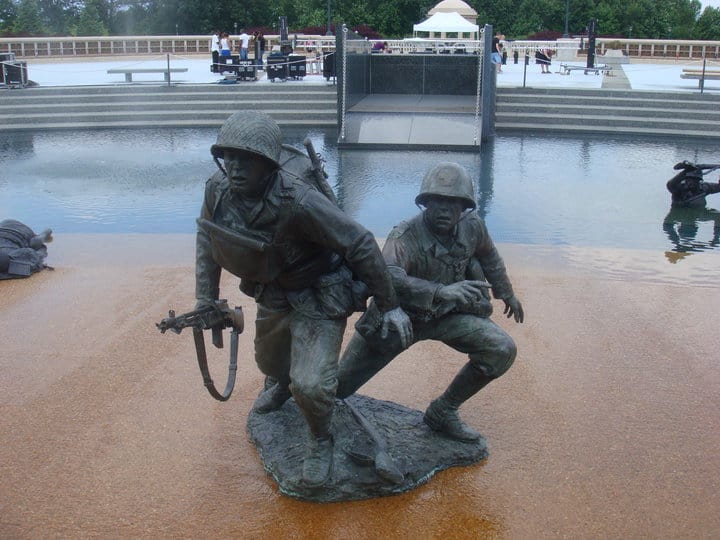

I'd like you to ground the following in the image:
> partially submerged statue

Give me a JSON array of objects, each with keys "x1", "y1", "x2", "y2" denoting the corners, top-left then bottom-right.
[
  {"x1": 194, "y1": 111, "x2": 412, "y2": 487},
  {"x1": 338, "y1": 162, "x2": 524, "y2": 442},
  {"x1": 0, "y1": 219, "x2": 53, "y2": 279},
  {"x1": 666, "y1": 161, "x2": 720, "y2": 208}
]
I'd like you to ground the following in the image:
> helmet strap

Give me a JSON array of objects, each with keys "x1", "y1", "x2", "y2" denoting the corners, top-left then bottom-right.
[{"x1": 214, "y1": 156, "x2": 227, "y2": 177}]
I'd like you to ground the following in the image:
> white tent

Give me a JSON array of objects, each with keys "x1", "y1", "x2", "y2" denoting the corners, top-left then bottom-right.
[{"x1": 412, "y1": 11, "x2": 479, "y2": 36}]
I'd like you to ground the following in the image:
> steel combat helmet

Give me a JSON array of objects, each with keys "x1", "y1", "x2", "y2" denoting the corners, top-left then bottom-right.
[
  {"x1": 415, "y1": 162, "x2": 476, "y2": 210},
  {"x1": 211, "y1": 111, "x2": 282, "y2": 166}
]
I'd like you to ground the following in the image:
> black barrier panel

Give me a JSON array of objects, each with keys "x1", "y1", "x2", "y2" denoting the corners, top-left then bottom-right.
[
  {"x1": 369, "y1": 55, "x2": 424, "y2": 94},
  {"x1": 368, "y1": 55, "x2": 477, "y2": 95},
  {"x1": 422, "y1": 55, "x2": 478, "y2": 95}
]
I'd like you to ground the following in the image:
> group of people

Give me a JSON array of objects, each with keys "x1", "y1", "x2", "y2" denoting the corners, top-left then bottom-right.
[
  {"x1": 492, "y1": 31, "x2": 556, "y2": 74},
  {"x1": 210, "y1": 29, "x2": 265, "y2": 72},
  {"x1": 194, "y1": 111, "x2": 524, "y2": 487}
]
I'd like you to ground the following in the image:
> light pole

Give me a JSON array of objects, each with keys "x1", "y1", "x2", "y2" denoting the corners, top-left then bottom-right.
[
  {"x1": 563, "y1": 0, "x2": 569, "y2": 38},
  {"x1": 326, "y1": 0, "x2": 332, "y2": 36},
  {"x1": 234, "y1": 22, "x2": 238, "y2": 35}
]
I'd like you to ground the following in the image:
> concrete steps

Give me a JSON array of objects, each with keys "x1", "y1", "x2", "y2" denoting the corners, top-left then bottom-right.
[
  {"x1": 0, "y1": 83, "x2": 338, "y2": 130},
  {"x1": 495, "y1": 87, "x2": 720, "y2": 139},
  {"x1": 3, "y1": 83, "x2": 719, "y2": 139}
]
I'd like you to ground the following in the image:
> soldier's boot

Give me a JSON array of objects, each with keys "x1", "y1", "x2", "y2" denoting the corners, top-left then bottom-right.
[
  {"x1": 302, "y1": 436, "x2": 334, "y2": 487},
  {"x1": 424, "y1": 398, "x2": 481, "y2": 442},
  {"x1": 252, "y1": 382, "x2": 291, "y2": 414},
  {"x1": 423, "y1": 362, "x2": 493, "y2": 442}
]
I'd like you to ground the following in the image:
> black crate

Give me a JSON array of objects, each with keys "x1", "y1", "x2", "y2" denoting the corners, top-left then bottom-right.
[
  {"x1": 287, "y1": 55, "x2": 306, "y2": 79},
  {"x1": 267, "y1": 56, "x2": 288, "y2": 81},
  {"x1": 218, "y1": 55, "x2": 240, "y2": 74},
  {"x1": 237, "y1": 61, "x2": 257, "y2": 80},
  {"x1": 1, "y1": 61, "x2": 27, "y2": 86}
]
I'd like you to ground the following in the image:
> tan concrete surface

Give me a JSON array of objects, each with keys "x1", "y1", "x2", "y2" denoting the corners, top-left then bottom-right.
[{"x1": 1, "y1": 234, "x2": 718, "y2": 539}]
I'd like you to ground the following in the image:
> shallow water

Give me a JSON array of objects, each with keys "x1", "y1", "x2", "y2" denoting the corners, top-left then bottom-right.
[{"x1": 1, "y1": 127, "x2": 719, "y2": 255}]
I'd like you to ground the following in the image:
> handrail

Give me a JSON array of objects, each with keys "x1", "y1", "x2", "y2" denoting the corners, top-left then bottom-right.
[{"x1": 2, "y1": 35, "x2": 719, "y2": 61}]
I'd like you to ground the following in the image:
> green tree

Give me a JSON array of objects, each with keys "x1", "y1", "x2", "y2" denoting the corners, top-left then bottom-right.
[
  {"x1": 77, "y1": 0, "x2": 109, "y2": 35},
  {"x1": 694, "y1": 6, "x2": 720, "y2": 40},
  {"x1": 38, "y1": 0, "x2": 77, "y2": 34},
  {"x1": 0, "y1": 0, "x2": 17, "y2": 34},
  {"x1": 13, "y1": 0, "x2": 47, "y2": 35}
]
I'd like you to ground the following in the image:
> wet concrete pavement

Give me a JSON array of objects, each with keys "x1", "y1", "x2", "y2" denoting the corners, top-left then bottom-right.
[{"x1": 1, "y1": 234, "x2": 719, "y2": 538}]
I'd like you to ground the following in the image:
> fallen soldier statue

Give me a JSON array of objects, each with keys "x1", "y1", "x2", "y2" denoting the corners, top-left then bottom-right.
[{"x1": 0, "y1": 219, "x2": 53, "y2": 280}]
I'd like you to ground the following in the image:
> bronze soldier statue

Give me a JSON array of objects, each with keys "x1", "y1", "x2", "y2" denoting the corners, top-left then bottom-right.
[
  {"x1": 194, "y1": 111, "x2": 411, "y2": 486},
  {"x1": 0, "y1": 219, "x2": 52, "y2": 279},
  {"x1": 337, "y1": 162, "x2": 523, "y2": 442},
  {"x1": 666, "y1": 161, "x2": 720, "y2": 208}
]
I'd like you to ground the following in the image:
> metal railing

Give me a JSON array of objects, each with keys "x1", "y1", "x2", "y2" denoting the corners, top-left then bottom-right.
[
  {"x1": 3, "y1": 35, "x2": 719, "y2": 60},
  {"x1": 507, "y1": 38, "x2": 720, "y2": 60},
  {"x1": 0, "y1": 34, "x2": 334, "y2": 58}
]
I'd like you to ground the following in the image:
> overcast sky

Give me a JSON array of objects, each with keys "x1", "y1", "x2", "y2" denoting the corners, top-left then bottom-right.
[{"x1": 701, "y1": 0, "x2": 720, "y2": 8}]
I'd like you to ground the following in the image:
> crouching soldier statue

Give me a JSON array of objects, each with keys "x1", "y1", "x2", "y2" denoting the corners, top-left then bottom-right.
[
  {"x1": 194, "y1": 111, "x2": 411, "y2": 487},
  {"x1": 0, "y1": 219, "x2": 53, "y2": 280},
  {"x1": 337, "y1": 162, "x2": 524, "y2": 442}
]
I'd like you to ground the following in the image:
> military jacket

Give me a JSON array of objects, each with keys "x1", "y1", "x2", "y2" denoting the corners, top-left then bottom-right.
[
  {"x1": 382, "y1": 212, "x2": 514, "y2": 321},
  {"x1": 195, "y1": 166, "x2": 397, "y2": 318}
]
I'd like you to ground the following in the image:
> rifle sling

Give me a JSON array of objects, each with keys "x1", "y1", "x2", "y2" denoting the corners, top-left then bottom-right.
[{"x1": 192, "y1": 326, "x2": 238, "y2": 402}]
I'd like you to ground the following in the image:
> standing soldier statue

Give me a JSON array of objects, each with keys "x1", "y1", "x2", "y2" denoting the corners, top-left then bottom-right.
[
  {"x1": 337, "y1": 162, "x2": 524, "y2": 442},
  {"x1": 194, "y1": 111, "x2": 411, "y2": 487}
]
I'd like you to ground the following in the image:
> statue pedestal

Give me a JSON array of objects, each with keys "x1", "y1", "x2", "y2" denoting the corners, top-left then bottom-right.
[{"x1": 247, "y1": 394, "x2": 488, "y2": 502}]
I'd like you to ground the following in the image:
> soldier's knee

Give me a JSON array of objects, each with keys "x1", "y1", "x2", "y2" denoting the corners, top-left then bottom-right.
[
  {"x1": 470, "y1": 336, "x2": 517, "y2": 378},
  {"x1": 291, "y1": 374, "x2": 336, "y2": 409}
]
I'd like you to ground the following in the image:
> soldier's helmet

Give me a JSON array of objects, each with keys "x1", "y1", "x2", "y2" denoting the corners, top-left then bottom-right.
[
  {"x1": 415, "y1": 162, "x2": 476, "y2": 210},
  {"x1": 211, "y1": 111, "x2": 282, "y2": 166}
]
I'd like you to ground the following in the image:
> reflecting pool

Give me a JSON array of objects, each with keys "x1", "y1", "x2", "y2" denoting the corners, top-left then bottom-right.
[{"x1": 1, "y1": 127, "x2": 719, "y2": 255}]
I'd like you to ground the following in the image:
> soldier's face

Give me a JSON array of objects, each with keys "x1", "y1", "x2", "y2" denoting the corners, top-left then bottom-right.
[
  {"x1": 223, "y1": 150, "x2": 274, "y2": 198},
  {"x1": 424, "y1": 196, "x2": 465, "y2": 236}
]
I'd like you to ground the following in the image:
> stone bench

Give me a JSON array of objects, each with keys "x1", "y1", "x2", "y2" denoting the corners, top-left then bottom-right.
[
  {"x1": 107, "y1": 67, "x2": 188, "y2": 83},
  {"x1": 680, "y1": 69, "x2": 720, "y2": 87}
]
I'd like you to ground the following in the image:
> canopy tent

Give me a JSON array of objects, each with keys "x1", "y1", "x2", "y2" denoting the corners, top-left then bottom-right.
[{"x1": 412, "y1": 11, "x2": 479, "y2": 37}]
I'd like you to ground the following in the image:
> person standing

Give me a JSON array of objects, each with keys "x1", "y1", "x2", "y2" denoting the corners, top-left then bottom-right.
[
  {"x1": 195, "y1": 111, "x2": 412, "y2": 486},
  {"x1": 238, "y1": 29, "x2": 250, "y2": 61},
  {"x1": 210, "y1": 30, "x2": 220, "y2": 73},
  {"x1": 337, "y1": 162, "x2": 524, "y2": 442},
  {"x1": 535, "y1": 47, "x2": 552, "y2": 73},
  {"x1": 220, "y1": 32, "x2": 231, "y2": 58},
  {"x1": 492, "y1": 31, "x2": 503, "y2": 73}
]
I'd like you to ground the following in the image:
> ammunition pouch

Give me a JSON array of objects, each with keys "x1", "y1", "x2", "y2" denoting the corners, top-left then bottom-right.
[{"x1": 197, "y1": 218, "x2": 282, "y2": 284}]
